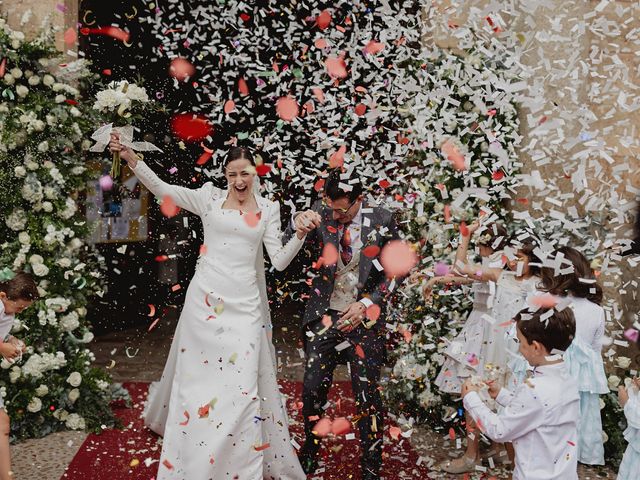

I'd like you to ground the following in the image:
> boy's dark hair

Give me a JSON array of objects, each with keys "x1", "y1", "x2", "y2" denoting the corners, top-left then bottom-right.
[
  {"x1": 324, "y1": 168, "x2": 363, "y2": 203},
  {"x1": 540, "y1": 246, "x2": 603, "y2": 305},
  {"x1": 515, "y1": 307, "x2": 576, "y2": 353},
  {"x1": 508, "y1": 230, "x2": 543, "y2": 276},
  {"x1": 0, "y1": 272, "x2": 40, "y2": 302},
  {"x1": 477, "y1": 223, "x2": 508, "y2": 251}
]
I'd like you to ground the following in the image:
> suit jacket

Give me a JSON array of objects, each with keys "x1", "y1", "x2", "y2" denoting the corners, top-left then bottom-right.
[{"x1": 283, "y1": 200, "x2": 401, "y2": 329}]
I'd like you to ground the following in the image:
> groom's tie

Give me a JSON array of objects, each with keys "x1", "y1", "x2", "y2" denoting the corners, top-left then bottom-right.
[{"x1": 339, "y1": 223, "x2": 353, "y2": 265}]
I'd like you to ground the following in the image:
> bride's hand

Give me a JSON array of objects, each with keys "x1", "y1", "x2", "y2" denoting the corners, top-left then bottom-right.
[
  {"x1": 109, "y1": 133, "x2": 138, "y2": 168},
  {"x1": 295, "y1": 210, "x2": 321, "y2": 239}
]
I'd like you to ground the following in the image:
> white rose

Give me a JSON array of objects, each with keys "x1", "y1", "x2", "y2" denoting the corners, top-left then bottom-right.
[
  {"x1": 18, "y1": 232, "x2": 30, "y2": 244},
  {"x1": 616, "y1": 356, "x2": 632, "y2": 369},
  {"x1": 478, "y1": 176, "x2": 490, "y2": 187},
  {"x1": 37, "y1": 141, "x2": 49, "y2": 152},
  {"x1": 35, "y1": 385, "x2": 49, "y2": 396},
  {"x1": 608, "y1": 375, "x2": 621, "y2": 390},
  {"x1": 27, "y1": 397, "x2": 42, "y2": 413},
  {"x1": 57, "y1": 258, "x2": 72, "y2": 268},
  {"x1": 68, "y1": 388, "x2": 80, "y2": 403},
  {"x1": 55, "y1": 95, "x2": 66, "y2": 103},
  {"x1": 65, "y1": 413, "x2": 85, "y2": 430},
  {"x1": 9, "y1": 366, "x2": 21, "y2": 383},
  {"x1": 32, "y1": 263, "x2": 49, "y2": 277},
  {"x1": 2, "y1": 74, "x2": 15, "y2": 85},
  {"x1": 60, "y1": 312, "x2": 79, "y2": 332},
  {"x1": 14, "y1": 166, "x2": 27, "y2": 178},
  {"x1": 29, "y1": 254, "x2": 44, "y2": 265},
  {"x1": 67, "y1": 371, "x2": 82, "y2": 387},
  {"x1": 10, "y1": 68, "x2": 23, "y2": 79},
  {"x1": 15, "y1": 85, "x2": 29, "y2": 98},
  {"x1": 69, "y1": 107, "x2": 81, "y2": 117},
  {"x1": 43, "y1": 75, "x2": 55, "y2": 86},
  {"x1": 42, "y1": 202, "x2": 53, "y2": 212},
  {"x1": 96, "y1": 380, "x2": 110, "y2": 390},
  {"x1": 28, "y1": 76, "x2": 41, "y2": 86}
]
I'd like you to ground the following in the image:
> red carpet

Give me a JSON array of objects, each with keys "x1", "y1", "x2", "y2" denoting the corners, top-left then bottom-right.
[{"x1": 62, "y1": 381, "x2": 429, "y2": 479}]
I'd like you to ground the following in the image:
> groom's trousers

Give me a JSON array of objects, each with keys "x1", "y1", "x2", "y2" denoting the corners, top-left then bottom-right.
[{"x1": 299, "y1": 310, "x2": 386, "y2": 480}]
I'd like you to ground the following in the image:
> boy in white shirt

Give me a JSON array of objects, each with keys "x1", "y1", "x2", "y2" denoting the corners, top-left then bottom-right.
[{"x1": 462, "y1": 306, "x2": 579, "y2": 480}]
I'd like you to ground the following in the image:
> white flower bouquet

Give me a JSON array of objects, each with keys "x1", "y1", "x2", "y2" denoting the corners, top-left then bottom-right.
[{"x1": 90, "y1": 80, "x2": 162, "y2": 178}]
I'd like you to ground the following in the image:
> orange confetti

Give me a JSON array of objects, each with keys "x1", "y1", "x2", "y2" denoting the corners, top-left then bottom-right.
[
  {"x1": 243, "y1": 211, "x2": 262, "y2": 228},
  {"x1": 441, "y1": 139, "x2": 466, "y2": 171},
  {"x1": 224, "y1": 100, "x2": 236, "y2": 114},
  {"x1": 276, "y1": 96, "x2": 299, "y2": 122},
  {"x1": 314, "y1": 178, "x2": 325, "y2": 192},
  {"x1": 444, "y1": 205, "x2": 451, "y2": 223},
  {"x1": 364, "y1": 40, "x2": 385, "y2": 55},
  {"x1": 389, "y1": 425, "x2": 401, "y2": 440},
  {"x1": 0, "y1": 58, "x2": 5, "y2": 78},
  {"x1": 171, "y1": 284, "x2": 182, "y2": 292},
  {"x1": 147, "y1": 304, "x2": 156, "y2": 317},
  {"x1": 529, "y1": 294, "x2": 558, "y2": 308},
  {"x1": 331, "y1": 417, "x2": 351, "y2": 435},
  {"x1": 316, "y1": 9, "x2": 332, "y2": 30},
  {"x1": 179, "y1": 410, "x2": 190, "y2": 426},
  {"x1": 321, "y1": 243, "x2": 339, "y2": 266},
  {"x1": 363, "y1": 245, "x2": 381, "y2": 258},
  {"x1": 380, "y1": 241, "x2": 418, "y2": 278},
  {"x1": 354, "y1": 103, "x2": 367, "y2": 116},
  {"x1": 160, "y1": 195, "x2": 180, "y2": 218},
  {"x1": 325, "y1": 57, "x2": 348, "y2": 79},
  {"x1": 254, "y1": 443, "x2": 271, "y2": 452},
  {"x1": 162, "y1": 459, "x2": 174, "y2": 470},
  {"x1": 314, "y1": 38, "x2": 328, "y2": 49},
  {"x1": 366, "y1": 304, "x2": 381, "y2": 322},
  {"x1": 81, "y1": 26, "x2": 130, "y2": 43},
  {"x1": 460, "y1": 221, "x2": 469, "y2": 237},
  {"x1": 169, "y1": 57, "x2": 195, "y2": 81},
  {"x1": 64, "y1": 27, "x2": 77, "y2": 45},
  {"x1": 354, "y1": 344, "x2": 365, "y2": 359},
  {"x1": 238, "y1": 77, "x2": 249, "y2": 96},
  {"x1": 321, "y1": 315, "x2": 333, "y2": 328},
  {"x1": 198, "y1": 404, "x2": 210, "y2": 418},
  {"x1": 329, "y1": 145, "x2": 346, "y2": 168},
  {"x1": 449, "y1": 427, "x2": 456, "y2": 440},
  {"x1": 312, "y1": 87, "x2": 325, "y2": 103},
  {"x1": 312, "y1": 418, "x2": 333, "y2": 437}
]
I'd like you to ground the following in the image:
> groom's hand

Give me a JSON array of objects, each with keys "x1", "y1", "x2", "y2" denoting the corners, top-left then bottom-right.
[
  {"x1": 336, "y1": 302, "x2": 366, "y2": 332},
  {"x1": 294, "y1": 210, "x2": 321, "y2": 239}
]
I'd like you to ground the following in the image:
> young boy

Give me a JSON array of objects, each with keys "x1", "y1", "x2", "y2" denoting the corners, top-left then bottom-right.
[{"x1": 462, "y1": 307, "x2": 579, "y2": 480}]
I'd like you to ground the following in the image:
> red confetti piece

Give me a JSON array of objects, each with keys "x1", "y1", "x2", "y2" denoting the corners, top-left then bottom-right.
[
  {"x1": 171, "y1": 114, "x2": 213, "y2": 142},
  {"x1": 378, "y1": 179, "x2": 390, "y2": 189},
  {"x1": 243, "y1": 211, "x2": 262, "y2": 228},
  {"x1": 460, "y1": 221, "x2": 470, "y2": 237},
  {"x1": 314, "y1": 38, "x2": 328, "y2": 49},
  {"x1": 155, "y1": 255, "x2": 169, "y2": 262},
  {"x1": 162, "y1": 459, "x2": 174, "y2": 470},
  {"x1": 199, "y1": 245, "x2": 208, "y2": 256},
  {"x1": 169, "y1": 57, "x2": 195, "y2": 82},
  {"x1": 444, "y1": 204, "x2": 451, "y2": 223},
  {"x1": 312, "y1": 418, "x2": 333, "y2": 437},
  {"x1": 325, "y1": 57, "x2": 348, "y2": 79},
  {"x1": 363, "y1": 245, "x2": 381, "y2": 258},
  {"x1": 354, "y1": 103, "x2": 367, "y2": 116},
  {"x1": 0, "y1": 58, "x2": 5, "y2": 78},
  {"x1": 171, "y1": 284, "x2": 182, "y2": 292},
  {"x1": 82, "y1": 26, "x2": 130, "y2": 43},
  {"x1": 256, "y1": 164, "x2": 271, "y2": 176},
  {"x1": 316, "y1": 9, "x2": 332, "y2": 30},
  {"x1": 276, "y1": 96, "x2": 300, "y2": 122},
  {"x1": 366, "y1": 304, "x2": 381, "y2": 322},
  {"x1": 147, "y1": 304, "x2": 156, "y2": 317},
  {"x1": 224, "y1": 99, "x2": 236, "y2": 114},
  {"x1": 160, "y1": 195, "x2": 180, "y2": 218},
  {"x1": 364, "y1": 40, "x2": 385, "y2": 55},
  {"x1": 196, "y1": 150, "x2": 213, "y2": 166},
  {"x1": 354, "y1": 344, "x2": 365, "y2": 359},
  {"x1": 327, "y1": 226, "x2": 338, "y2": 234},
  {"x1": 312, "y1": 87, "x2": 325, "y2": 103},
  {"x1": 64, "y1": 27, "x2": 77, "y2": 45},
  {"x1": 198, "y1": 404, "x2": 210, "y2": 418},
  {"x1": 179, "y1": 410, "x2": 190, "y2": 426},
  {"x1": 492, "y1": 170, "x2": 505, "y2": 181},
  {"x1": 441, "y1": 139, "x2": 466, "y2": 171},
  {"x1": 380, "y1": 241, "x2": 418, "y2": 278},
  {"x1": 331, "y1": 417, "x2": 351, "y2": 435},
  {"x1": 102, "y1": 69, "x2": 112, "y2": 76},
  {"x1": 449, "y1": 427, "x2": 456, "y2": 440},
  {"x1": 314, "y1": 178, "x2": 325, "y2": 192},
  {"x1": 321, "y1": 315, "x2": 333, "y2": 328},
  {"x1": 328, "y1": 145, "x2": 346, "y2": 168},
  {"x1": 239, "y1": 13, "x2": 250, "y2": 22},
  {"x1": 148, "y1": 318, "x2": 160, "y2": 332},
  {"x1": 254, "y1": 443, "x2": 271, "y2": 452},
  {"x1": 238, "y1": 77, "x2": 249, "y2": 96},
  {"x1": 389, "y1": 426, "x2": 401, "y2": 440}
]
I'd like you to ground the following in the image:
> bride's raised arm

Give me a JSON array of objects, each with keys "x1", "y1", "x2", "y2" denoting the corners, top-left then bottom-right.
[
  {"x1": 110, "y1": 136, "x2": 216, "y2": 217},
  {"x1": 262, "y1": 201, "x2": 307, "y2": 271}
]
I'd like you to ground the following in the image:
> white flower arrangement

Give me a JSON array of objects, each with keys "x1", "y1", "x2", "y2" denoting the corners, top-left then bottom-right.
[{"x1": 66, "y1": 371, "x2": 82, "y2": 387}]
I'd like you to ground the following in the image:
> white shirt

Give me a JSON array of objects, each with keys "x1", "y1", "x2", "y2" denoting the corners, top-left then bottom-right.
[
  {"x1": 568, "y1": 296, "x2": 605, "y2": 352},
  {"x1": 464, "y1": 362, "x2": 579, "y2": 480},
  {"x1": 0, "y1": 301, "x2": 15, "y2": 341}
]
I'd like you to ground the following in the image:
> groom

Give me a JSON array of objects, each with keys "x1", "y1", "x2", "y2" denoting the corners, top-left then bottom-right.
[{"x1": 284, "y1": 168, "x2": 400, "y2": 479}]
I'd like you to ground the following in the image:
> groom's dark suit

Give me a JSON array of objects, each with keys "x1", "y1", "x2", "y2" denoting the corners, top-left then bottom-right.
[{"x1": 284, "y1": 200, "x2": 400, "y2": 480}]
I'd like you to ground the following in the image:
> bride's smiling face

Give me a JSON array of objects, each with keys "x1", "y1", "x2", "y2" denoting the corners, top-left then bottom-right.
[{"x1": 225, "y1": 157, "x2": 256, "y2": 202}]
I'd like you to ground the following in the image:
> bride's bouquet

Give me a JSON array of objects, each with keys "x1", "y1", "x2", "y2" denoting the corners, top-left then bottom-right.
[{"x1": 90, "y1": 80, "x2": 162, "y2": 178}]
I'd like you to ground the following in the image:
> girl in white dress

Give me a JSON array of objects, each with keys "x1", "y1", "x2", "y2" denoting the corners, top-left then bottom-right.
[
  {"x1": 618, "y1": 377, "x2": 640, "y2": 480},
  {"x1": 539, "y1": 246, "x2": 607, "y2": 465},
  {"x1": 440, "y1": 229, "x2": 542, "y2": 474},
  {"x1": 109, "y1": 139, "x2": 317, "y2": 480}
]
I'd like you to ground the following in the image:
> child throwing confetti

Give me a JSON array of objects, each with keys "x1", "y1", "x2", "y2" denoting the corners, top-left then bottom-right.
[
  {"x1": 0, "y1": 271, "x2": 39, "y2": 480},
  {"x1": 462, "y1": 306, "x2": 580, "y2": 480}
]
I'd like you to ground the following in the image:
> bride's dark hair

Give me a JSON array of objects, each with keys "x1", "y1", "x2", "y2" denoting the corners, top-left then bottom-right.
[{"x1": 224, "y1": 146, "x2": 256, "y2": 168}]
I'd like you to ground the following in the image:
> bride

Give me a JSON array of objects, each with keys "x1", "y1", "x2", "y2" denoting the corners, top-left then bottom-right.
[{"x1": 109, "y1": 137, "x2": 320, "y2": 479}]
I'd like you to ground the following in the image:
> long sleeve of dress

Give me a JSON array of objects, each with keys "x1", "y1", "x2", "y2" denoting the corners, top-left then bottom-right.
[
  {"x1": 131, "y1": 160, "x2": 216, "y2": 216},
  {"x1": 263, "y1": 201, "x2": 305, "y2": 271},
  {"x1": 463, "y1": 387, "x2": 544, "y2": 443},
  {"x1": 625, "y1": 389, "x2": 640, "y2": 429}
]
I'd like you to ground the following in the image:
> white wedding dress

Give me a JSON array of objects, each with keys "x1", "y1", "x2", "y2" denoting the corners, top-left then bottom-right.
[{"x1": 131, "y1": 161, "x2": 306, "y2": 480}]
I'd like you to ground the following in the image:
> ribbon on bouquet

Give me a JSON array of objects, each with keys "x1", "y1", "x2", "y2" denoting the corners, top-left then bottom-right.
[
  {"x1": 90, "y1": 124, "x2": 163, "y2": 178},
  {"x1": 0, "y1": 268, "x2": 16, "y2": 282}
]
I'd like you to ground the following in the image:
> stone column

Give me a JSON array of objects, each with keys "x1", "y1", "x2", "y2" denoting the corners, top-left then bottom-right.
[{"x1": 0, "y1": 0, "x2": 78, "y2": 52}]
